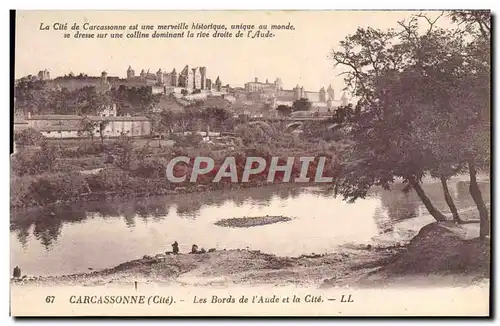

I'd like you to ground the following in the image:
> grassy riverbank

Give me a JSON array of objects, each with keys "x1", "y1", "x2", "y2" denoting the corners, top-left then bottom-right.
[
  {"x1": 11, "y1": 134, "x2": 338, "y2": 210},
  {"x1": 11, "y1": 222, "x2": 489, "y2": 288}
]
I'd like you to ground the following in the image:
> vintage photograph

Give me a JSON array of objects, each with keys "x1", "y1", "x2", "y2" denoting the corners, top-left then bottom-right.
[{"x1": 10, "y1": 10, "x2": 490, "y2": 316}]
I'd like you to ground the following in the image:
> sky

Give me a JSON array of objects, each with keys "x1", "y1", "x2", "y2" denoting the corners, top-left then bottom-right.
[{"x1": 15, "y1": 10, "x2": 454, "y2": 95}]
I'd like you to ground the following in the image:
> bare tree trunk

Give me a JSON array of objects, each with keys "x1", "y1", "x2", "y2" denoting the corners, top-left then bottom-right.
[
  {"x1": 467, "y1": 159, "x2": 490, "y2": 239},
  {"x1": 408, "y1": 177, "x2": 447, "y2": 222},
  {"x1": 440, "y1": 175, "x2": 462, "y2": 223}
]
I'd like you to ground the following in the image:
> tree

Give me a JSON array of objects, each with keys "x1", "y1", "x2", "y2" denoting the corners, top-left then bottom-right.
[
  {"x1": 449, "y1": 10, "x2": 490, "y2": 39},
  {"x1": 98, "y1": 120, "x2": 110, "y2": 145},
  {"x1": 276, "y1": 105, "x2": 292, "y2": 117},
  {"x1": 14, "y1": 79, "x2": 53, "y2": 115},
  {"x1": 333, "y1": 104, "x2": 355, "y2": 124},
  {"x1": 330, "y1": 11, "x2": 491, "y2": 227},
  {"x1": 108, "y1": 135, "x2": 134, "y2": 170},
  {"x1": 260, "y1": 103, "x2": 272, "y2": 117},
  {"x1": 11, "y1": 142, "x2": 59, "y2": 176},
  {"x1": 200, "y1": 107, "x2": 232, "y2": 132},
  {"x1": 331, "y1": 23, "x2": 444, "y2": 222},
  {"x1": 403, "y1": 11, "x2": 491, "y2": 234},
  {"x1": 447, "y1": 10, "x2": 490, "y2": 238},
  {"x1": 292, "y1": 98, "x2": 312, "y2": 112},
  {"x1": 75, "y1": 86, "x2": 112, "y2": 115},
  {"x1": 158, "y1": 109, "x2": 174, "y2": 134}
]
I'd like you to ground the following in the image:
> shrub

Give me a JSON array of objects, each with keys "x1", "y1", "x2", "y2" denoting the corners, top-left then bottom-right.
[
  {"x1": 51, "y1": 160, "x2": 83, "y2": 173},
  {"x1": 318, "y1": 139, "x2": 328, "y2": 151},
  {"x1": 76, "y1": 143, "x2": 104, "y2": 156},
  {"x1": 106, "y1": 136, "x2": 134, "y2": 170},
  {"x1": 132, "y1": 158, "x2": 167, "y2": 178},
  {"x1": 172, "y1": 134, "x2": 204, "y2": 148},
  {"x1": 14, "y1": 128, "x2": 46, "y2": 146},
  {"x1": 104, "y1": 154, "x2": 114, "y2": 164},
  {"x1": 10, "y1": 176, "x2": 36, "y2": 208},
  {"x1": 323, "y1": 129, "x2": 346, "y2": 142},
  {"x1": 85, "y1": 169, "x2": 134, "y2": 192},
  {"x1": 12, "y1": 172, "x2": 90, "y2": 207},
  {"x1": 57, "y1": 142, "x2": 104, "y2": 158},
  {"x1": 10, "y1": 144, "x2": 59, "y2": 176}
]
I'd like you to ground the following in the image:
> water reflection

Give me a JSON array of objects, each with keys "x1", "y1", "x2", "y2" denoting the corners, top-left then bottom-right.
[
  {"x1": 380, "y1": 184, "x2": 419, "y2": 220},
  {"x1": 10, "y1": 177, "x2": 490, "y2": 276},
  {"x1": 11, "y1": 185, "x2": 313, "y2": 250}
]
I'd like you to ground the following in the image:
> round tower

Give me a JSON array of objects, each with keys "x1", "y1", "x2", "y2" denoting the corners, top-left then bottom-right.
[
  {"x1": 274, "y1": 78, "x2": 283, "y2": 91},
  {"x1": 293, "y1": 84, "x2": 300, "y2": 100},
  {"x1": 199, "y1": 67, "x2": 207, "y2": 90}
]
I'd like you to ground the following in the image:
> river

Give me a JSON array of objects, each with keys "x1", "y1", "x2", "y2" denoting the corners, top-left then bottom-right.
[{"x1": 10, "y1": 176, "x2": 490, "y2": 277}]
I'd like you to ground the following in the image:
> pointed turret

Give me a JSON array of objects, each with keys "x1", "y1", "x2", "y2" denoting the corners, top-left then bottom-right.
[{"x1": 327, "y1": 84, "x2": 335, "y2": 101}]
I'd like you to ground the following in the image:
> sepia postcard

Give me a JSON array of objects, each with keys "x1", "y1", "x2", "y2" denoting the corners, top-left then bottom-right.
[{"x1": 10, "y1": 9, "x2": 491, "y2": 317}]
